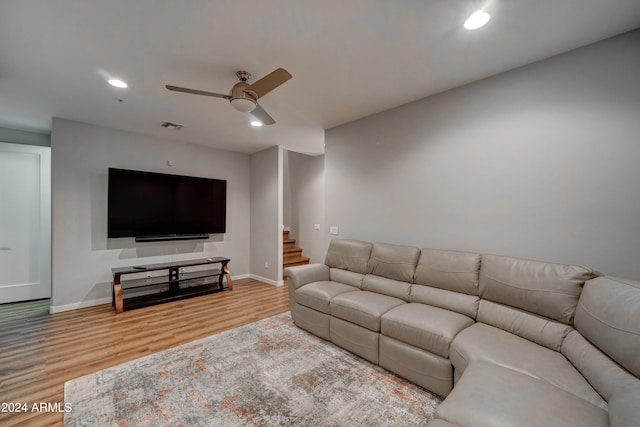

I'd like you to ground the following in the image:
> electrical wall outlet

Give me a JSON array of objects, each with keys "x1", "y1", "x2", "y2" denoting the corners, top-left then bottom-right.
[
  {"x1": 265, "y1": 261, "x2": 269, "y2": 268},
  {"x1": 330, "y1": 226, "x2": 339, "y2": 235},
  {"x1": 314, "y1": 223, "x2": 321, "y2": 230}
]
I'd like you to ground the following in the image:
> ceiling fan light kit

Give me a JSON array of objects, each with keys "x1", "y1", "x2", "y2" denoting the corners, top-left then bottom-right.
[
  {"x1": 230, "y1": 97, "x2": 256, "y2": 113},
  {"x1": 166, "y1": 68, "x2": 292, "y2": 125}
]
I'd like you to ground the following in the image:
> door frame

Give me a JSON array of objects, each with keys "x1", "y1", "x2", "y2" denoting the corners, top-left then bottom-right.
[{"x1": 0, "y1": 142, "x2": 51, "y2": 304}]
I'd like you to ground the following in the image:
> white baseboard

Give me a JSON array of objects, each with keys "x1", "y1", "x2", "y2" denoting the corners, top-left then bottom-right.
[
  {"x1": 49, "y1": 297, "x2": 112, "y2": 314},
  {"x1": 232, "y1": 272, "x2": 284, "y2": 286},
  {"x1": 49, "y1": 274, "x2": 282, "y2": 313},
  {"x1": 250, "y1": 274, "x2": 284, "y2": 287}
]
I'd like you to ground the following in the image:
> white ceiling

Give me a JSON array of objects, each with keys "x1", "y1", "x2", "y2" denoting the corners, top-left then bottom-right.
[{"x1": 1, "y1": 1, "x2": 639, "y2": 155}]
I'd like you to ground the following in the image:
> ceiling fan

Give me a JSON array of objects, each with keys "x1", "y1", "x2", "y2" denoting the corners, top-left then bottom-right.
[{"x1": 166, "y1": 68, "x2": 292, "y2": 125}]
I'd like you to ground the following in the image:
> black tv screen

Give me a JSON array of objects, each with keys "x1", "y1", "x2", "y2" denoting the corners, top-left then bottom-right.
[{"x1": 108, "y1": 168, "x2": 226, "y2": 239}]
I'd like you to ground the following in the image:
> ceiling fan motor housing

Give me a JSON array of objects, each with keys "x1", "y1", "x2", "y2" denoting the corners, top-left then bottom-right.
[{"x1": 230, "y1": 81, "x2": 257, "y2": 112}]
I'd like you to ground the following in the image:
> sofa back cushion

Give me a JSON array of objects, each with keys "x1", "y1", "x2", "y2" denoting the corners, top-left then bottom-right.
[
  {"x1": 367, "y1": 243, "x2": 420, "y2": 283},
  {"x1": 479, "y1": 255, "x2": 597, "y2": 324},
  {"x1": 363, "y1": 275, "x2": 411, "y2": 301},
  {"x1": 477, "y1": 300, "x2": 573, "y2": 351},
  {"x1": 325, "y1": 239, "x2": 372, "y2": 274},
  {"x1": 575, "y1": 276, "x2": 640, "y2": 377},
  {"x1": 410, "y1": 285, "x2": 479, "y2": 318},
  {"x1": 414, "y1": 248, "x2": 481, "y2": 295}
]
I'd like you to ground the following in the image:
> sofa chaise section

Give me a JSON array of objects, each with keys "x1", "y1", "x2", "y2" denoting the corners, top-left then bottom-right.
[
  {"x1": 436, "y1": 274, "x2": 640, "y2": 427},
  {"x1": 447, "y1": 254, "x2": 605, "y2": 408},
  {"x1": 435, "y1": 361, "x2": 609, "y2": 427}
]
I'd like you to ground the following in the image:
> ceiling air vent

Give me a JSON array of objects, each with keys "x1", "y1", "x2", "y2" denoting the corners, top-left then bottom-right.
[{"x1": 161, "y1": 121, "x2": 184, "y2": 130}]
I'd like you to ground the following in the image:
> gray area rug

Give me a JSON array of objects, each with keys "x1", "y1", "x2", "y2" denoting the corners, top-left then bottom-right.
[{"x1": 64, "y1": 312, "x2": 442, "y2": 426}]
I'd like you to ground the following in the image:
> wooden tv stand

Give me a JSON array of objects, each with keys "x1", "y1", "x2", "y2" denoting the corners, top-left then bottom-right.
[{"x1": 111, "y1": 257, "x2": 232, "y2": 313}]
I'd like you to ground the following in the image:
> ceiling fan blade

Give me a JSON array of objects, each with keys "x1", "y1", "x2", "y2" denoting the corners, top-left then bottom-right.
[
  {"x1": 250, "y1": 103, "x2": 276, "y2": 125},
  {"x1": 165, "y1": 85, "x2": 230, "y2": 99},
  {"x1": 247, "y1": 68, "x2": 292, "y2": 99}
]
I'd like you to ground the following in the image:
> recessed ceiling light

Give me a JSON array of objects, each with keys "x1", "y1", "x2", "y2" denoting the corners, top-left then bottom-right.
[
  {"x1": 464, "y1": 10, "x2": 491, "y2": 30},
  {"x1": 250, "y1": 121, "x2": 263, "y2": 127},
  {"x1": 108, "y1": 79, "x2": 128, "y2": 88}
]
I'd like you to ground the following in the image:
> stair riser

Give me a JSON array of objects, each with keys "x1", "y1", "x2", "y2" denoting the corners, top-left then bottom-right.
[
  {"x1": 282, "y1": 248, "x2": 302, "y2": 258},
  {"x1": 284, "y1": 250, "x2": 302, "y2": 255}
]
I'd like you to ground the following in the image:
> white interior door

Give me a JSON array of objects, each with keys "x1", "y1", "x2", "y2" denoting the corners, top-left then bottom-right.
[{"x1": 0, "y1": 142, "x2": 51, "y2": 303}]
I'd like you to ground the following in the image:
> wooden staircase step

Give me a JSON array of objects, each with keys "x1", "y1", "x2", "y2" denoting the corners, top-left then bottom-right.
[
  {"x1": 282, "y1": 229, "x2": 309, "y2": 271},
  {"x1": 284, "y1": 256, "x2": 310, "y2": 268},
  {"x1": 283, "y1": 238, "x2": 297, "y2": 250},
  {"x1": 283, "y1": 247, "x2": 303, "y2": 260}
]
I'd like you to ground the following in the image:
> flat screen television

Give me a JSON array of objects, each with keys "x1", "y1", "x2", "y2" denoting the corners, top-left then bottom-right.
[{"x1": 108, "y1": 168, "x2": 226, "y2": 241}]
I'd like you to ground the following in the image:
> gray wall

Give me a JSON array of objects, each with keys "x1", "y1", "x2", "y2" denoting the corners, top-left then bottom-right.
[
  {"x1": 325, "y1": 30, "x2": 640, "y2": 279},
  {"x1": 0, "y1": 126, "x2": 50, "y2": 146},
  {"x1": 51, "y1": 119, "x2": 251, "y2": 311},
  {"x1": 250, "y1": 146, "x2": 283, "y2": 284},
  {"x1": 285, "y1": 151, "x2": 325, "y2": 263},
  {"x1": 283, "y1": 150, "x2": 293, "y2": 236}
]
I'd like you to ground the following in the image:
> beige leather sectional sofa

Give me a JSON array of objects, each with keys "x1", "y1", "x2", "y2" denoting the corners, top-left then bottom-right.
[{"x1": 284, "y1": 239, "x2": 640, "y2": 427}]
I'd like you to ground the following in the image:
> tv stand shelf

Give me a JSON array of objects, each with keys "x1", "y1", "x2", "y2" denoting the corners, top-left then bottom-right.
[{"x1": 111, "y1": 257, "x2": 232, "y2": 313}]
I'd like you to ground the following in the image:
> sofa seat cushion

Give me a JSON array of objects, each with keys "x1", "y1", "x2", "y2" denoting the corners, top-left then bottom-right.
[
  {"x1": 436, "y1": 362, "x2": 608, "y2": 427},
  {"x1": 450, "y1": 322, "x2": 607, "y2": 410},
  {"x1": 609, "y1": 383, "x2": 640, "y2": 427},
  {"x1": 295, "y1": 281, "x2": 359, "y2": 314},
  {"x1": 381, "y1": 303, "x2": 474, "y2": 358},
  {"x1": 330, "y1": 290, "x2": 405, "y2": 332}
]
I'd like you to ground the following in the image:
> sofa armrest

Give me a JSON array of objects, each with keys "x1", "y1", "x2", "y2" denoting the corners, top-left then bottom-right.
[
  {"x1": 609, "y1": 385, "x2": 640, "y2": 427},
  {"x1": 284, "y1": 264, "x2": 330, "y2": 289}
]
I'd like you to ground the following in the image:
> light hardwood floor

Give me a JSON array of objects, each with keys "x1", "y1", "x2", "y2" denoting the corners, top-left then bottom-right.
[{"x1": 0, "y1": 278, "x2": 290, "y2": 426}]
